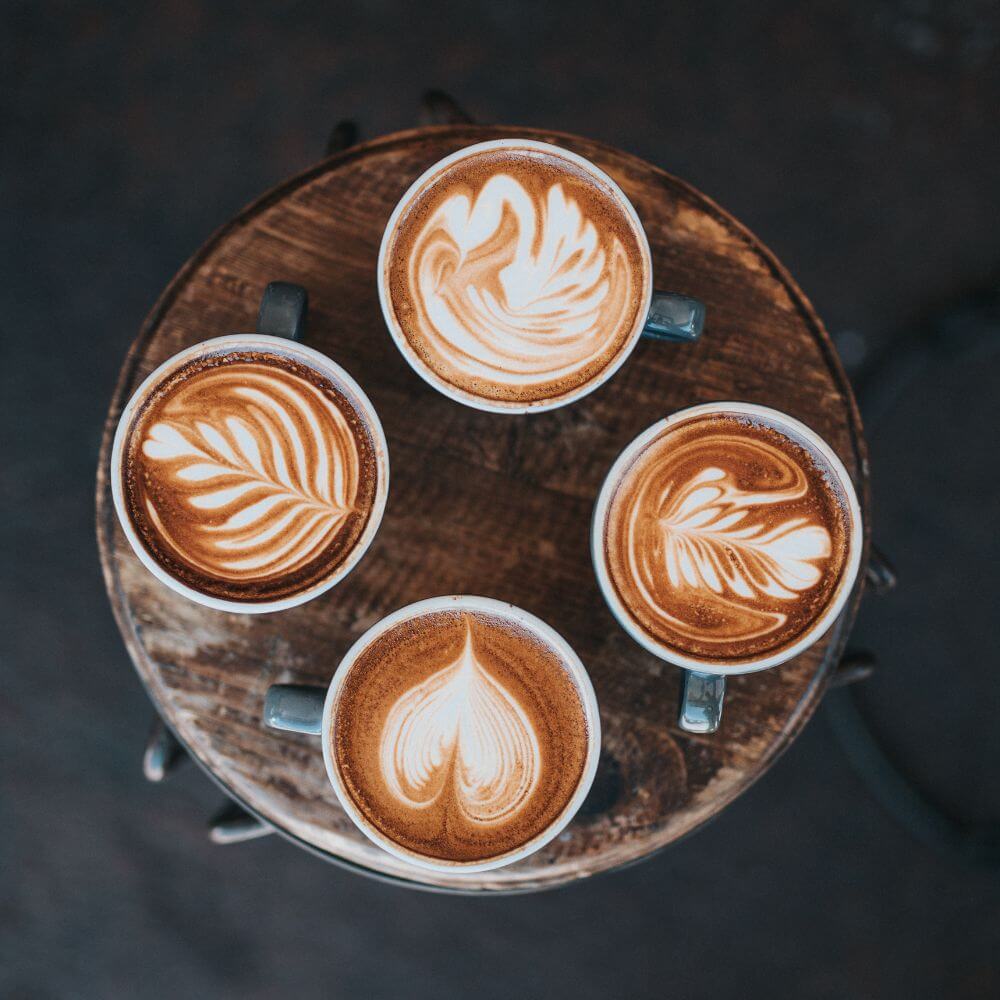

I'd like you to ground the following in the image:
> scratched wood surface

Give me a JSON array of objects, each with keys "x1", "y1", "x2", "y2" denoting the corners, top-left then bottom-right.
[{"x1": 96, "y1": 125, "x2": 870, "y2": 892}]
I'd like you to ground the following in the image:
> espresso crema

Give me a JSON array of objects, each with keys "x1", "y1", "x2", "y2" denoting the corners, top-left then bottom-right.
[
  {"x1": 121, "y1": 349, "x2": 381, "y2": 604},
  {"x1": 601, "y1": 412, "x2": 853, "y2": 665},
  {"x1": 383, "y1": 143, "x2": 649, "y2": 406},
  {"x1": 331, "y1": 610, "x2": 591, "y2": 865}
]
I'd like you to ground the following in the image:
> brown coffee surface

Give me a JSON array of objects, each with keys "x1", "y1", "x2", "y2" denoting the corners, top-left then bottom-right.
[
  {"x1": 122, "y1": 349, "x2": 380, "y2": 603},
  {"x1": 384, "y1": 144, "x2": 648, "y2": 405},
  {"x1": 602, "y1": 412, "x2": 852, "y2": 664},
  {"x1": 332, "y1": 610, "x2": 591, "y2": 865}
]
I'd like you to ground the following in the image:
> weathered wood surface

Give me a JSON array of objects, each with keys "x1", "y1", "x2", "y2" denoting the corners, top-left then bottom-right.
[{"x1": 96, "y1": 125, "x2": 870, "y2": 892}]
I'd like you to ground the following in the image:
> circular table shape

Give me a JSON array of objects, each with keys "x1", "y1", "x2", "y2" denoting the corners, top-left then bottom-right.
[{"x1": 96, "y1": 125, "x2": 870, "y2": 893}]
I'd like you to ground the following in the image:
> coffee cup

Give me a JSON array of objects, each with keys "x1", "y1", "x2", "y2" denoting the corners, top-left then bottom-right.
[
  {"x1": 110, "y1": 283, "x2": 390, "y2": 614},
  {"x1": 591, "y1": 402, "x2": 863, "y2": 733},
  {"x1": 264, "y1": 595, "x2": 601, "y2": 873},
  {"x1": 378, "y1": 139, "x2": 705, "y2": 414}
]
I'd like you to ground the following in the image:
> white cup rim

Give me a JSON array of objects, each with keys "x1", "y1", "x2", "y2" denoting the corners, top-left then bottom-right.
[
  {"x1": 319, "y1": 595, "x2": 602, "y2": 873},
  {"x1": 591, "y1": 401, "x2": 864, "y2": 675},
  {"x1": 109, "y1": 334, "x2": 390, "y2": 615},
  {"x1": 376, "y1": 138, "x2": 654, "y2": 414}
]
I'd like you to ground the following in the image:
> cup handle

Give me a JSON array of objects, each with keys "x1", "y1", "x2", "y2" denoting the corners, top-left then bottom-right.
[
  {"x1": 642, "y1": 291, "x2": 705, "y2": 343},
  {"x1": 678, "y1": 670, "x2": 726, "y2": 733},
  {"x1": 256, "y1": 282, "x2": 309, "y2": 342},
  {"x1": 264, "y1": 684, "x2": 326, "y2": 735}
]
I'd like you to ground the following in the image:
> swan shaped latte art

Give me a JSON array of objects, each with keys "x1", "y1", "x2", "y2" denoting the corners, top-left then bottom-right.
[
  {"x1": 389, "y1": 154, "x2": 644, "y2": 403},
  {"x1": 606, "y1": 419, "x2": 849, "y2": 659},
  {"x1": 135, "y1": 363, "x2": 363, "y2": 585},
  {"x1": 378, "y1": 621, "x2": 541, "y2": 825}
]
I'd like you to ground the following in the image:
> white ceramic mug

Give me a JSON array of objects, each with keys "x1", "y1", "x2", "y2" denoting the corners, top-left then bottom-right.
[
  {"x1": 110, "y1": 283, "x2": 390, "y2": 614},
  {"x1": 591, "y1": 402, "x2": 863, "y2": 733},
  {"x1": 377, "y1": 138, "x2": 705, "y2": 414},
  {"x1": 263, "y1": 595, "x2": 602, "y2": 873}
]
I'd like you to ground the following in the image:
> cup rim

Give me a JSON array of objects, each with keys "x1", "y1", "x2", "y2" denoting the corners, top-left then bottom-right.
[
  {"x1": 319, "y1": 595, "x2": 602, "y2": 873},
  {"x1": 376, "y1": 137, "x2": 654, "y2": 415},
  {"x1": 109, "y1": 333, "x2": 390, "y2": 615},
  {"x1": 590, "y1": 401, "x2": 864, "y2": 675}
]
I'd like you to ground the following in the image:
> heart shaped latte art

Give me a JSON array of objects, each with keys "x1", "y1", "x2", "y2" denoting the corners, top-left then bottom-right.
[{"x1": 378, "y1": 619, "x2": 541, "y2": 825}]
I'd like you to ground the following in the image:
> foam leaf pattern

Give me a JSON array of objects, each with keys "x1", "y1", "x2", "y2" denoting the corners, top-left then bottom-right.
[
  {"x1": 139, "y1": 368, "x2": 359, "y2": 583},
  {"x1": 658, "y1": 467, "x2": 831, "y2": 602}
]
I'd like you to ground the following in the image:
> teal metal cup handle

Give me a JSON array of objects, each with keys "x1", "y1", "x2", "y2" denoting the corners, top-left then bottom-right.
[
  {"x1": 264, "y1": 684, "x2": 326, "y2": 735},
  {"x1": 679, "y1": 671, "x2": 726, "y2": 734},
  {"x1": 641, "y1": 291, "x2": 705, "y2": 343}
]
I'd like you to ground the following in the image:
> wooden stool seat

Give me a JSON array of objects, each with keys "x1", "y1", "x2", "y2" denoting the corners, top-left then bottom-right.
[{"x1": 96, "y1": 124, "x2": 870, "y2": 893}]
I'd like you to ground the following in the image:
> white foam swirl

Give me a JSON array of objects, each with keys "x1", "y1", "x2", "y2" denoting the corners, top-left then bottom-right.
[
  {"x1": 139, "y1": 366, "x2": 360, "y2": 583},
  {"x1": 623, "y1": 454, "x2": 833, "y2": 646},
  {"x1": 406, "y1": 174, "x2": 636, "y2": 393},
  {"x1": 655, "y1": 467, "x2": 831, "y2": 602},
  {"x1": 378, "y1": 620, "x2": 540, "y2": 825}
]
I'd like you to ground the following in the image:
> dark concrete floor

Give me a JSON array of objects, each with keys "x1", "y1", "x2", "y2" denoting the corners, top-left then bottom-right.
[{"x1": 2, "y1": 2, "x2": 999, "y2": 998}]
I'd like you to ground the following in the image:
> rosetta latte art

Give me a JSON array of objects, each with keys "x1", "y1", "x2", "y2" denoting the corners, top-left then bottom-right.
[
  {"x1": 604, "y1": 415, "x2": 851, "y2": 662},
  {"x1": 134, "y1": 363, "x2": 363, "y2": 587},
  {"x1": 657, "y1": 466, "x2": 830, "y2": 601},
  {"x1": 379, "y1": 619, "x2": 540, "y2": 824},
  {"x1": 386, "y1": 147, "x2": 646, "y2": 404},
  {"x1": 633, "y1": 462, "x2": 830, "y2": 643}
]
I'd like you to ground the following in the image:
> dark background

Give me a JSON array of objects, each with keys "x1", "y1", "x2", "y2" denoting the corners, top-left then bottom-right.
[{"x1": 3, "y1": 1, "x2": 1000, "y2": 997}]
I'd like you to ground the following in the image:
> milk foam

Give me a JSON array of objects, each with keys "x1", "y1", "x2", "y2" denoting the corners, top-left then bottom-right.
[
  {"x1": 331, "y1": 608, "x2": 592, "y2": 865},
  {"x1": 627, "y1": 461, "x2": 832, "y2": 646},
  {"x1": 385, "y1": 145, "x2": 646, "y2": 406},
  {"x1": 378, "y1": 620, "x2": 540, "y2": 824},
  {"x1": 603, "y1": 415, "x2": 851, "y2": 662},
  {"x1": 135, "y1": 363, "x2": 364, "y2": 586}
]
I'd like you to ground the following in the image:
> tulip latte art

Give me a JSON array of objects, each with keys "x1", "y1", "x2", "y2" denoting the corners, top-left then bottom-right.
[
  {"x1": 122, "y1": 350, "x2": 380, "y2": 603},
  {"x1": 601, "y1": 413, "x2": 853, "y2": 664},
  {"x1": 332, "y1": 611, "x2": 590, "y2": 864},
  {"x1": 383, "y1": 144, "x2": 648, "y2": 406}
]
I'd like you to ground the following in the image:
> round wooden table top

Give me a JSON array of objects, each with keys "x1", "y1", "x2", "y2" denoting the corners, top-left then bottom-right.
[{"x1": 96, "y1": 124, "x2": 870, "y2": 893}]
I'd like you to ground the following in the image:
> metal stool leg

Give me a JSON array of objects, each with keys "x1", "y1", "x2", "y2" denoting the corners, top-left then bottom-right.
[
  {"x1": 420, "y1": 89, "x2": 474, "y2": 125},
  {"x1": 827, "y1": 542, "x2": 1000, "y2": 867},
  {"x1": 865, "y1": 545, "x2": 897, "y2": 595},
  {"x1": 142, "y1": 716, "x2": 186, "y2": 783},
  {"x1": 829, "y1": 649, "x2": 876, "y2": 689},
  {"x1": 325, "y1": 119, "x2": 359, "y2": 156},
  {"x1": 208, "y1": 801, "x2": 273, "y2": 845},
  {"x1": 144, "y1": 718, "x2": 272, "y2": 844}
]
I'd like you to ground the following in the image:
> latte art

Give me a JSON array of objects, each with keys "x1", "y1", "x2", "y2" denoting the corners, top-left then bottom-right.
[
  {"x1": 122, "y1": 350, "x2": 381, "y2": 604},
  {"x1": 384, "y1": 144, "x2": 648, "y2": 406},
  {"x1": 141, "y1": 367, "x2": 358, "y2": 580},
  {"x1": 659, "y1": 469, "x2": 829, "y2": 603},
  {"x1": 601, "y1": 413, "x2": 853, "y2": 664},
  {"x1": 379, "y1": 621, "x2": 540, "y2": 824},
  {"x1": 411, "y1": 177, "x2": 633, "y2": 390},
  {"x1": 332, "y1": 609, "x2": 591, "y2": 865}
]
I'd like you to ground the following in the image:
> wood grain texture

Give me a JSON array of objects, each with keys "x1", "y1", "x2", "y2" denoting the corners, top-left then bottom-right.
[{"x1": 96, "y1": 125, "x2": 870, "y2": 893}]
